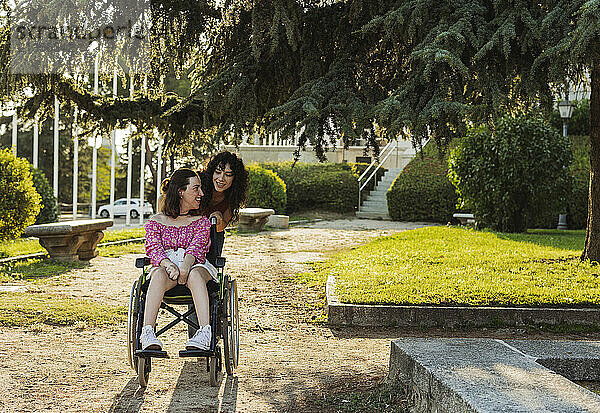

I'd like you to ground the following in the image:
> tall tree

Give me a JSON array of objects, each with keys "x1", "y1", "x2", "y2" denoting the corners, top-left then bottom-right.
[{"x1": 2, "y1": 0, "x2": 600, "y2": 259}]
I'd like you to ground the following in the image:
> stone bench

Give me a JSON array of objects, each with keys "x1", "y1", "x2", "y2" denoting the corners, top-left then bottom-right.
[
  {"x1": 453, "y1": 212, "x2": 475, "y2": 225},
  {"x1": 238, "y1": 208, "x2": 274, "y2": 231},
  {"x1": 24, "y1": 219, "x2": 113, "y2": 262}
]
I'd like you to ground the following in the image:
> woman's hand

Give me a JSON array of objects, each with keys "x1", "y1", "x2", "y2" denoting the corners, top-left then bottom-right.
[
  {"x1": 178, "y1": 253, "x2": 196, "y2": 285},
  {"x1": 209, "y1": 210, "x2": 231, "y2": 232},
  {"x1": 209, "y1": 211, "x2": 224, "y2": 228},
  {"x1": 162, "y1": 260, "x2": 180, "y2": 281},
  {"x1": 178, "y1": 267, "x2": 189, "y2": 285}
]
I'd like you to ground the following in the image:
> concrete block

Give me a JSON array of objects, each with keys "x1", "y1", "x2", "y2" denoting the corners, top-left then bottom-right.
[
  {"x1": 326, "y1": 276, "x2": 600, "y2": 328},
  {"x1": 388, "y1": 338, "x2": 600, "y2": 413},
  {"x1": 267, "y1": 214, "x2": 289, "y2": 228}
]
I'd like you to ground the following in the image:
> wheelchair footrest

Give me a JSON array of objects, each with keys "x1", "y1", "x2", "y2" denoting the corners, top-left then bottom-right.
[
  {"x1": 179, "y1": 348, "x2": 214, "y2": 358},
  {"x1": 135, "y1": 349, "x2": 169, "y2": 358}
]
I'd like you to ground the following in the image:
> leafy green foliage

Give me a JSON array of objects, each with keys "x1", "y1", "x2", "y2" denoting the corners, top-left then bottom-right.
[
  {"x1": 0, "y1": 150, "x2": 41, "y2": 240},
  {"x1": 448, "y1": 115, "x2": 572, "y2": 232},
  {"x1": 261, "y1": 161, "x2": 358, "y2": 213},
  {"x1": 387, "y1": 144, "x2": 457, "y2": 223},
  {"x1": 30, "y1": 166, "x2": 57, "y2": 224},
  {"x1": 317, "y1": 226, "x2": 596, "y2": 307},
  {"x1": 246, "y1": 164, "x2": 287, "y2": 214}
]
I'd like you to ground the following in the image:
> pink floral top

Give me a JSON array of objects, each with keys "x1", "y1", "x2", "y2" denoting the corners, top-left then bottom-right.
[{"x1": 145, "y1": 216, "x2": 211, "y2": 267}]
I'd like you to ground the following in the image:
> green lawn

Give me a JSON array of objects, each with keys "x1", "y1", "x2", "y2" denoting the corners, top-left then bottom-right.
[
  {"x1": 316, "y1": 226, "x2": 600, "y2": 307},
  {"x1": 0, "y1": 293, "x2": 126, "y2": 326}
]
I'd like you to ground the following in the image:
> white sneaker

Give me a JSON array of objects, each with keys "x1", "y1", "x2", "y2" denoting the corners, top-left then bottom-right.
[
  {"x1": 140, "y1": 325, "x2": 163, "y2": 350},
  {"x1": 186, "y1": 325, "x2": 211, "y2": 350}
]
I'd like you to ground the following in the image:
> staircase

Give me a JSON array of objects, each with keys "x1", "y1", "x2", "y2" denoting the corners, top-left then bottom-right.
[{"x1": 356, "y1": 168, "x2": 402, "y2": 220}]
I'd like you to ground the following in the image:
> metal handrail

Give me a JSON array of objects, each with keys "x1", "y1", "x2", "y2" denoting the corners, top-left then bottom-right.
[{"x1": 357, "y1": 139, "x2": 398, "y2": 209}]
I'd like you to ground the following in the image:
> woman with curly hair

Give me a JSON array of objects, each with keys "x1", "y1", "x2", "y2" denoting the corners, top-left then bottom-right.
[{"x1": 200, "y1": 151, "x2": 249, "y2": 232}]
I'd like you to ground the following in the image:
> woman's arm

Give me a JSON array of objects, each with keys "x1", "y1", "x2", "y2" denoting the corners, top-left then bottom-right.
[{"x1": 145, "y1": 220, "x2": 168, "y2": 267}]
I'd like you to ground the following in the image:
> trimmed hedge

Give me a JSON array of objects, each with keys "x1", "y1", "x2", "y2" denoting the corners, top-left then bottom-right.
[
  {"x1": 387, "y1": 145, "x2": 458, "y2": 223},
  {"x1": 31, "y1": 167, "x2": 58, "y2": 224},
  {"x1": 448, "y1": 115, "x2": 571, "y2": 233},
  {"x1": 260, "y1": 162, "x2": 358, "y2": 213},
  {"x1": 246, "y1": 164, "x2": 287, "y2": 214},
  {"x1": 0, "y1": 149, "x2": 41, "y2": 240}
]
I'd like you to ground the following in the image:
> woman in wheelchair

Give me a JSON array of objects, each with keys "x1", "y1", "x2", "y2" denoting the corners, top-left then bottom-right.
[
  {"x1": 200, "y1": 151, "x2": 248, "y2": 232},
  {"x1": 141, "y1": 168, "x2": 216, "y2": 352}
]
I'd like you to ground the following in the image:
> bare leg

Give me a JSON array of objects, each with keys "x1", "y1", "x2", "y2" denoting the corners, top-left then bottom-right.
[
  {"x1": 186, "y1": 267, "x2": 211, "y2": 326},
  {"x1": 143, "y1": 267, "x2": 177, "y2": 327}
]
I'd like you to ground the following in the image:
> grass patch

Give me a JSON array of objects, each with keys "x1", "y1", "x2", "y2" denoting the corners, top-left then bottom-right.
[
  {"x1": 0, "y1": 292, "x2": 126, "y2": 326},
  {"x1": 317, "y1": 226, "x2": 600, "y2": 307},
  {"x1": 0, "y1": 258, "x2": 87, "y2": 283},
  {"x1": 99, "y1": 242, "x2": 145, "y2": 257},
  {"x1": 103, "y1": 227, "x2": 145, "y2": 242},
  {"x1": 300, "y1": 380, "x2": 407, "y2": 413},
  {"x1": 0, "y1": 238, "x2": 45, "y2": 258}
]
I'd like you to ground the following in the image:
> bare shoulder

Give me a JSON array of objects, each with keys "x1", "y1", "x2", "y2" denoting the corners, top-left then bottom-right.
[{"x1": 148, "y1": 213, "x2": 168, "y2": 225}]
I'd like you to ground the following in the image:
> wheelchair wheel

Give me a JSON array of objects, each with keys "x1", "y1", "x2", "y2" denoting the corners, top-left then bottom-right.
[
  {"x1": 137, "y1": 356, "x2": 151, "y2": 388},
  {"x1": 127, "y1": 280, "x2": 139, "y2": 371},
  {"x1": 209, "y1": 346, "x2": 222, "y2": 387},
  {"x1": 222, "y1": 277, "x2": 239, "y2": 375}
]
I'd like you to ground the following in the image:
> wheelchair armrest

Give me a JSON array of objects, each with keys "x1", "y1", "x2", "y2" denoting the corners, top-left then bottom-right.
[
  {"x1": 136, "y1": 257, "x2": 151, "y2": 268},
  {"x1": 214, "y1": 256, "x2": 226, "y2": 269}
]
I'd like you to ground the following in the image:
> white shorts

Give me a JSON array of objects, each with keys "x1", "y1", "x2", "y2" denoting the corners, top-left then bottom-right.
[{"x1": 165, "y1": 248, "x2": 218, "y2": 282}]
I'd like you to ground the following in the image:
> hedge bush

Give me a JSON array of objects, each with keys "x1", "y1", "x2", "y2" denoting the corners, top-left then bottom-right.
[
  {"x1": 387, "y1": 144, "x2": 458, "y2": 223},
  {"x1": 260, "y1": 162, "x2": 358, "y2": 213},
  {"x1": 448, "y1": 114, "x2": 571, "y2": 233},
  {"x1": 0, "y1": 149, "x2": 41, "y2": 240},
  {"x1": 246, "y1": 164, "x2": 287, "y2": 214},
  {"x1": 31, "y1": 167, "x2": 58, "y2": 224}
]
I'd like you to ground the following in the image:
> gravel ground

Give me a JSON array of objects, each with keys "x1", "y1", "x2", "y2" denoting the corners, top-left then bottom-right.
[{"x1": 1, "y1": 219, "x2": 592, "y2": 412}]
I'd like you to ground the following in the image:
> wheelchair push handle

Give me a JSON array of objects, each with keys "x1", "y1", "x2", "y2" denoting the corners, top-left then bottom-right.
[{"x1": 210, "y1": 216, "x2": 218, "y2": 227}]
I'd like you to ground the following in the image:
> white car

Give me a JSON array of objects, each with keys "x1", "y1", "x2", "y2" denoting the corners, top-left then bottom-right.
[{"x1": 98, "y1": 198, "x2": 154, "y2": 219}]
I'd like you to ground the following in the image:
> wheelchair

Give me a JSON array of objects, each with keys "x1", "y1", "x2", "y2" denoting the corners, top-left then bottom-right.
[{"x1": 127, "y1": 217, "x2": 240, "y2": 387}]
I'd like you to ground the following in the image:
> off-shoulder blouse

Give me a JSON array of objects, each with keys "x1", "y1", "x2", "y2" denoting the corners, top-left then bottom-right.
[{"x1": 144, "y1": 216, "x2": 211, "y2": 267}]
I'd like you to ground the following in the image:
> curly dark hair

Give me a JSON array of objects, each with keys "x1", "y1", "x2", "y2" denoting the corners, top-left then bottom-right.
[
  {"x1": 160, "y1": 168, "x2": 202, "y2": 218},
  {"x1": 200, "y1": 151, "x2": 248, "y2": 223}
]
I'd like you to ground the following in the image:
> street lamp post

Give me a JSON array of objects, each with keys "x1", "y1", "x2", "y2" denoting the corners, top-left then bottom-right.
[{"x1": 556, "y1": 97, "x2": 574, "y2": 230}]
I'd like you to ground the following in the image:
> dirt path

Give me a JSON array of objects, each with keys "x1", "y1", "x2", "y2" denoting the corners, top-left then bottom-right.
[{"x1": 2, "y1": 219, "x2": 581, "y2": 412}]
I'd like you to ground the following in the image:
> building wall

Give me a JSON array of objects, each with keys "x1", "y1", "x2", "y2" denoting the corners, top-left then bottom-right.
[{"x1": 224, "y1": 140, "x2": 416, "y2": 170}]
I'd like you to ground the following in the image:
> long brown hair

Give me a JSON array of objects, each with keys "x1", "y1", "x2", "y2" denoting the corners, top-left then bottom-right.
[{"x1": 160, "y1": 168, "x2": 202, "y2": 218}]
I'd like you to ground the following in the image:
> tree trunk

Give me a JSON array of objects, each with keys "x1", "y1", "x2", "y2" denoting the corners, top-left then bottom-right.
[{"x1": 582, "y1": 59, "x2": 600, "y2": 261}]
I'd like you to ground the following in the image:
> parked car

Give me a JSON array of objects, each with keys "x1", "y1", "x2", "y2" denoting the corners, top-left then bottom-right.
[{"x1": 98, "y1": 198, "x2": 154, "y2": 219}]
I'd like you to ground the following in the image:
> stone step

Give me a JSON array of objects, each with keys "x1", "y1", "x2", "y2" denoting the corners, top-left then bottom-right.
[
  {"x1": 362, "y1": 200, "x2": 387, "y2": 208},
  {"x1": 359, "y1": 208, "x2": 389, "y2": 215},
  {"x1": 364, "y1": 196, "x2": 387, "y2": 203},
  {"x1": 356, "y1": 211, "x2": 391, "y2": 220},
  {"x1": 388, "y1": 338, "x2": 600, "y2": 413}
]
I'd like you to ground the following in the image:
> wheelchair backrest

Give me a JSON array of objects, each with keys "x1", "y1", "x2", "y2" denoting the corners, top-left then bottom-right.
[{"x1": 206, "y1": 225, "x2": 224, "y2": 267}]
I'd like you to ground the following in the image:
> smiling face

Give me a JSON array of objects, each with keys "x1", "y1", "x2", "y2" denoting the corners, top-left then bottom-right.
[
  {"x1": 213, "y1": 163, "x2": 234, "y2": 193},
  {"x1": 178, "y1": 176, "x2": 203, "y2": 212}
]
